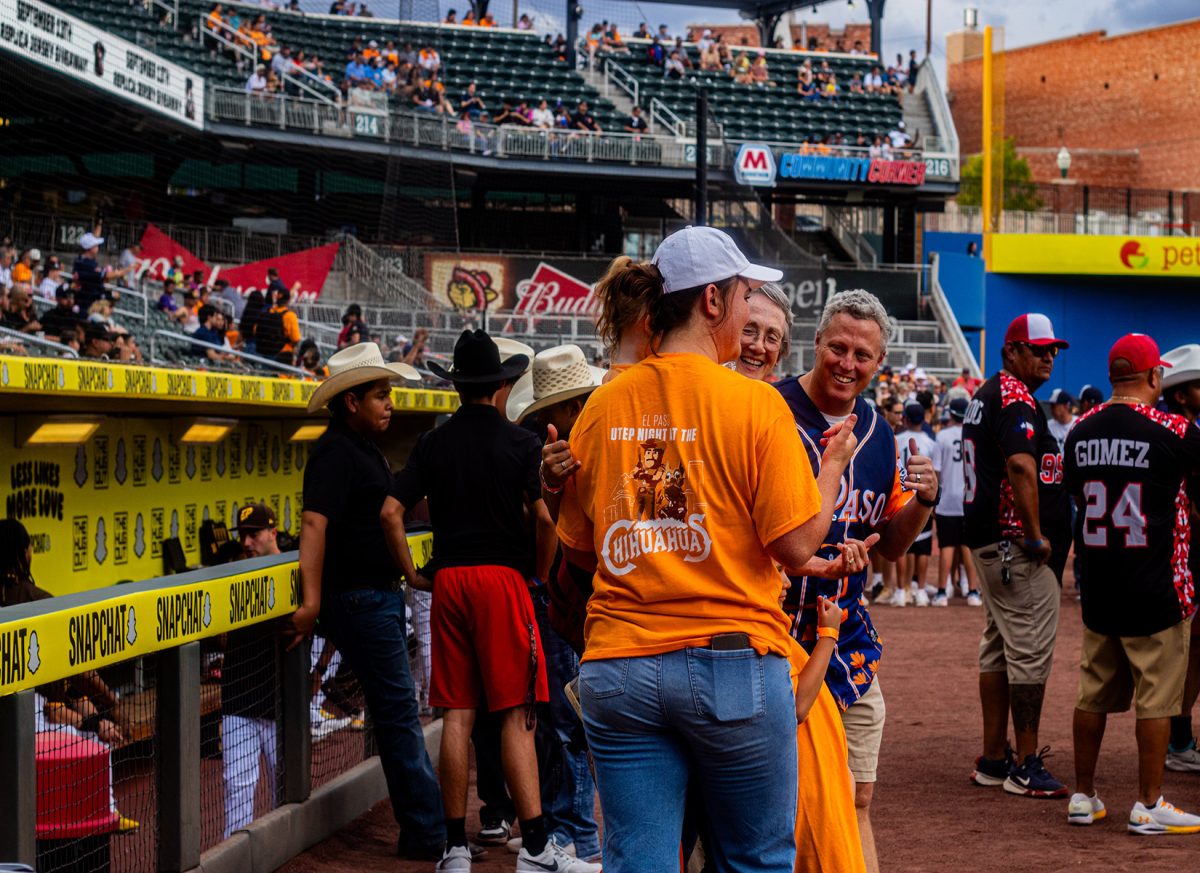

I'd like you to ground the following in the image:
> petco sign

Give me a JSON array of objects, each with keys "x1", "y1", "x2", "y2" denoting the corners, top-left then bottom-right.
[{"x1": 733, "y1": 144, "x2": 777, "y2": 187}]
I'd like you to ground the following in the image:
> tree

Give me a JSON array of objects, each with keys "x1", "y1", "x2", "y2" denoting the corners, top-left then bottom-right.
[{"x1": 957, "y1": 137, "x2": 1043, "y2": 212}]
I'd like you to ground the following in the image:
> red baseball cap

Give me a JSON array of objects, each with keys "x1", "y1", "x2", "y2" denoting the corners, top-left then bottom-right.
[
  {"x1": 1005, "y1": 313, "x2": 1069, "y2": 349},
  {"x1": 1108, "y1": 333, "x2": 1172, "y2": 375}
]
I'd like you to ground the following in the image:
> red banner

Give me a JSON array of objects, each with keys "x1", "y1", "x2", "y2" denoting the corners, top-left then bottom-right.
[{"x1": 136, "y1": 224, "x2": 339, "y2": 302}]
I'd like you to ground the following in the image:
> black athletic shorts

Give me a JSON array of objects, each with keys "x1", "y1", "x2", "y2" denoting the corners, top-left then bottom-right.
[
  {"x1": 906, "y1": 517, "x2": 934, "y2": 556},
  {"x1": 935, "y1": 514, "x2": 964, "y2": 549}
]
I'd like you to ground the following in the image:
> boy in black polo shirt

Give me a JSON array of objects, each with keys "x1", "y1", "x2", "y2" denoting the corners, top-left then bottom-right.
[
  {"x1": 382, "y1": 331, "x2": 586, "y2": 873},
  {"x1": 285, "y1": 343, "x2": 445, "y2": 860}
]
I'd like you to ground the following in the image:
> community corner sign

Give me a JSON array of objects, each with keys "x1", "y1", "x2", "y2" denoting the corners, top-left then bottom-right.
[
  {"x1": 0, "y1": 0, "x2": 204, "y2": 130},
  {"x1": 733, "y1": 144, "x2": 926, "y2": 188},
  {"x1": 990, "y1": 234, "x2": 1200, "y2": 277}
]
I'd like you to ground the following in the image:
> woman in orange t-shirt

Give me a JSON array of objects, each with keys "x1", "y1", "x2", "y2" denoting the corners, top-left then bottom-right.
[{"x1": 555, "y1": 227, "x2": 858, "y2": 873}]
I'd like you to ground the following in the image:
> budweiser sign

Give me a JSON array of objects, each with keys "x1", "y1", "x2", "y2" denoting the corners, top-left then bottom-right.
[{"x1": 513, "y1": 262, "x2": 600, "y2": 316}]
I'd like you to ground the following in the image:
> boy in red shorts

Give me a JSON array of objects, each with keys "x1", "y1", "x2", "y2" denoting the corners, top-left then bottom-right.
[{"x1": 382, "y1": 330, "x2": 583, "y2": 872}]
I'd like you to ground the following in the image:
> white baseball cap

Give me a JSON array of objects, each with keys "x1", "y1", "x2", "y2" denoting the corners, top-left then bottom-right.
[
  {"x1": 651, "y1": 226, "x2": 782, "y2": 294},
  {"x1": 78, "y1": 232, "x2": 104, "y2": 250}
]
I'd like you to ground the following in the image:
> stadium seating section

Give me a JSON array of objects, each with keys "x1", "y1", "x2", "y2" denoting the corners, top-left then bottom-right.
[
  {"x1": 50, "y1": 0, "x2": 623, "y2": 129},
  {"x1": 609, "y1": 43, "x2": 903, "y2": 144}
]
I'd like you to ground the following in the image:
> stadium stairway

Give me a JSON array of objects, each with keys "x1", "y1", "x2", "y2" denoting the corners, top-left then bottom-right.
[{"x1": 602, "y1": 42, "x2": 903, "y2": 145}]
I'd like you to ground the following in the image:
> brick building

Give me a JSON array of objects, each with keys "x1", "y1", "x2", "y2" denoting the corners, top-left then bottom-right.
[
  {"x1": 945, "y1": 20, "x2": 1200, "y2": 191},
  {"x1": 689, "y1": 21, "x2": 874, "y2": 54}
]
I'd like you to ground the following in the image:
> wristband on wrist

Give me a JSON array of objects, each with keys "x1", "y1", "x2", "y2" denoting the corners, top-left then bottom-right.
[
  {"x1": 816, "y1": 626, "x2": 839, "y2": 641},
  {"x1": 539, "y1": 467, "x2": 563, "y2": 494},
  {"x1": 1022, "y1": 537, "x2": 1045, "y2": 549},
  {"x1": 916, "y1": 485, "x2": 941, "y2": 508}
]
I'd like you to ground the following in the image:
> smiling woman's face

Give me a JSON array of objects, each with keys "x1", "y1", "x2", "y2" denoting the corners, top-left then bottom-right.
[{"x1": 735, "y1": 292, "x2": 788, "y2": 380}]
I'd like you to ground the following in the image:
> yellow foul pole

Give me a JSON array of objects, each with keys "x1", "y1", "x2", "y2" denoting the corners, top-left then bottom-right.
[{"x1": 981, "y1": 25, "x2": 994, "y2": 264}]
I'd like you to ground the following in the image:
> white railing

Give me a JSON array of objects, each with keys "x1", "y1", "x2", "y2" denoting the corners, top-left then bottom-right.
[
  {"x1": 928, "y1": 254, "x2": 981, "y2": 379},
  {"x1": 927, "y1": 203, "x2": 1196, "y2": 237},
  {"x1": 912, "y1": 58, "x2": 960, "y2": 182},
  {"x1": 0, "y1": 325, "x2": 78, "y2": 357},
  {"x1": 207, "y1": 87, "x2": 708, "y2": 168},
  {"x1": 198, "y1": 13, "x2": 257, "y2": 72},
  {"x1": 649, "y1": 97, "x2": 687, "y2": 138},
  {"x1": 604, "y1": 59, "x2": 640, "y2": 109}
]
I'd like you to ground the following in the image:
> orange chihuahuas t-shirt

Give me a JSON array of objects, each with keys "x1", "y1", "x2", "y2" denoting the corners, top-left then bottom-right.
[{"x1": 557, "y1": 353, "x2": 823, "y2": 662}]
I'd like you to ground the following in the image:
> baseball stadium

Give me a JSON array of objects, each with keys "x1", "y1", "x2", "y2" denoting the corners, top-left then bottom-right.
[{"x1": 1, "y1": 0, "x2": 1199, "y2": 871}]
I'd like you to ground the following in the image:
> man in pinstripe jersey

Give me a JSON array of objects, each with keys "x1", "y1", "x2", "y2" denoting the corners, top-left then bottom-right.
[{"x1": 776, "y1": 290, "x2": 939, "y2": 873}]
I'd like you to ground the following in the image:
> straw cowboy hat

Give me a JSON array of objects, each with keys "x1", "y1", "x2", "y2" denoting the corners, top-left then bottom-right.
[
  {"x1": 428, "y1": 329, "x2": 529, "y2": 384},
  {"x1": 507, "y1": 344, "x2": 605, "y2": 423},
  {"x1": 306, "y1": 342, "x2": 419, "y2": 413},
  {"x1": 494, "y1": 337, "x2": 536, "y2": 376},
  {"x1": 1162, "y1": 344, "x2": 1200, "y2": 391}
]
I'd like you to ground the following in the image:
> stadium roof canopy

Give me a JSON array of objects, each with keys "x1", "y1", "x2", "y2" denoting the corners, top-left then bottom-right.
[{"x1": 527, "y1": 0, "x2": 888, "y2": 58}]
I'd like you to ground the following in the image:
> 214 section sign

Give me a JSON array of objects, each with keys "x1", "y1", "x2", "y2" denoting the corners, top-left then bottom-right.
[{"x1": 0, "y1": 0, "x2": 204, "y2": 129}]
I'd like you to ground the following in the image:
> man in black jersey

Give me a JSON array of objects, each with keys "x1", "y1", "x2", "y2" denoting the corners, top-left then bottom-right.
[
  {"x1": 1064, "y1": 333, "x2": 1200, "y2": 834},
  {"x1": 964, "y1": 313, "x2": 1072, "y2": 798}
]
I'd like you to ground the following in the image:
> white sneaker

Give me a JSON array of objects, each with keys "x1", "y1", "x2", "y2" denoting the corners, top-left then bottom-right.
[
  {"x1": 887, "y1": 587, "x2": 907, "y2": 607},
  {"x1": 436, "y1": 844, "x2": 472, "y2": 871},
  {"x1": 1128, "y1": 797, "x2": 1200, "y2": 835},
  {"x1": 1067, "y1": 792, "x2": 1106, "y2": 825},
  {"x1": 967, "y1": 591, "x2": 984, "y2": 607},
  {"x1": 311, "y1": 709, "x2": 352, "y2": 740},
  {"x1": 931, "y1": 592, "x2": 949, "y2": 607},
  {"x1": 913, "y1": 588, "x2": 930, "y2": 607},
  {"x1": 922, "y1": 584, "x2": 939, "y2": 599},
  {"x1": 1166, "y1": 744, "x2": 1200, "y2": 772},
  {"x1": 959, "y1": 575, "x2": 970, "y2": 598},
  {"x1": 517, "y1": 838, "x2": 601, "y2": 872}
]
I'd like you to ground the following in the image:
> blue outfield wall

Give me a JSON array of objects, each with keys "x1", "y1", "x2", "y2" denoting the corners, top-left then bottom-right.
[
  {"x1": 983, "y1": 273, "x2": 1200, "y2": 400},
  {"x1": 923, "y1": 229, "x2": 1200, "y2": 398}
]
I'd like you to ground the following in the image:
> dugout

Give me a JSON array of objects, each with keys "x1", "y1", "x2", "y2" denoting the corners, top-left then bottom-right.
[{"x1": 0, "y1": 352, "x2": 455, "y2": 596}]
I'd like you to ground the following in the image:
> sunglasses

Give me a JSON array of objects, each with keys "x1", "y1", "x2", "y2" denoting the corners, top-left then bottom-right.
[{"x1": 1014, "y1": 341, "x2": 1058, "y2": 359}]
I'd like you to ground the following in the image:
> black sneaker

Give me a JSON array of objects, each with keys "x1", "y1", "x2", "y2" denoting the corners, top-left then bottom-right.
[
  {"x1": 1004, "y1": 746, "x2": 1068, "y2": 798},
  {"x1": 971, "y1": 746, "x2": 1013, "y2": 787},
  {"x1": 476, "y1": 818, "x2": 512, "y2": 846}
]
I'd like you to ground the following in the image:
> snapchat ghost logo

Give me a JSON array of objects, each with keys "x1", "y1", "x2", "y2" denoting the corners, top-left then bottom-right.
[
  {"x1": 268, "y1": 578, "x2": 276, "y2": 609},
  {"x1": 186, "y1": 446, "x2": 196, "y2": 480},
  {"x1": 133, "y1": 513, "x2": 146, "y2": 558},
  {"x1": 152, "y1": 438, "x2": 164, "y2": 482},
  {"x1": 27, "y1": 630, "x2": 41, "y2": 675},
  {"x1": 216, "y1": 443, "x2": 226, "y2": 477},
  {"x1": 283, "y1": 497, "x2": 292, "y2": 533},
  {"x1": 170, "y1": 509, "x2": 179, "y2": 540},
  {"x1": 94, "y1": 517, "x2": 107, "y2": 565},
  {"x1": 203, "y1": 593, "x2": 212, "y2": 628},
  {"x1": 114, "y1": 439, "x2": 128, "y2": 485},
  {"x1": 74, "y1": 445, "x2": 88, "y2": 487},
  {"x1": 202, "y1": 505, "x2": 210, "y2": 522}
]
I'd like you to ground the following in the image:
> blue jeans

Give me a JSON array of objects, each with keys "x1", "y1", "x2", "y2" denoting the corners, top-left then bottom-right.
[
  {"x1": 320, "y1": 587, "x2": 445, "y2": 849},
  {"x1": 533, "y1": 594, "x2": 600, "y2": 858},
  {"x1": 581, "y1": 649, "x2": 797, "y2": 873}
]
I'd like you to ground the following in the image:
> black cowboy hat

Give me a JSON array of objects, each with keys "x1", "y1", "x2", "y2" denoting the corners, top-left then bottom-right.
[{"x1": 428, "y1": 329, "x2": 529, "y2": 384}]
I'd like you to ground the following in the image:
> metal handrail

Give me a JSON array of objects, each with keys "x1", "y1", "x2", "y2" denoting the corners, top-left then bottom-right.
[
  {"x1": 283, "y1": 66, "x2": 340, "y2": 104},
  {"x1": 913, "y1": 58, "x2": 960, "y2": 159},
  {"x1": 150, "y1": 0, "x2": 179, "y2": 27},
  {"x1": 649, "y1": 97, "x2": 686, "y2": 137},
  {"x1": 604, "y1": 59, "x2": 640, "y2": 110},
  {"x1": 150, "y1": 329, "x2": 311, "y2": 378},
  {"x1": 0, "y1": 325, "x2": 79, "y2": 357},
  {"x1": 199, "y1": 13, "x2": 259, "y2": 72},
  {"x1": 822, "y1": 206, "x2": 879, "y2": 267},
  {"x1": 927, "y1": 254, "x2": 981, "y2": 379}
]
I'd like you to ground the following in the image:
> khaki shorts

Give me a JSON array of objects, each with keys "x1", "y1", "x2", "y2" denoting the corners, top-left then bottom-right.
[
  {"x1": 1077, "y1": 620, "x2": 1191, "y2": 719},
  {"x1": 840, "y1": 677, "x2": 885, "y2": 783},
  {"x1": 972, "y1": 542, "x2": 1061, "y2": 685}
]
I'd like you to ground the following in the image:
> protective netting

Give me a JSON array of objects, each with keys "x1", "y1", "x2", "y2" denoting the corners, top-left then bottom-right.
[
  {"x1": 309, "y1": 634, "x2": 369, "y2": 790},
  {"x1": 199, "y1": 620, "x2": 285, "y2": 851},
  {"x1": 34, "y1": 656, "x2": 158, "y2": 873}
]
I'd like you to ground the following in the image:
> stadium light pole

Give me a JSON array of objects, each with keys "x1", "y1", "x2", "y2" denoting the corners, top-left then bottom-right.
[{"x1": 695, "y1": 85, "x2": 708, "y2": 226}]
